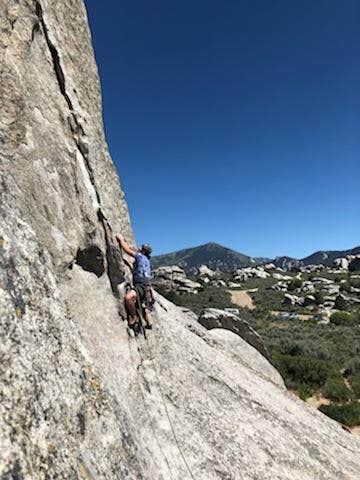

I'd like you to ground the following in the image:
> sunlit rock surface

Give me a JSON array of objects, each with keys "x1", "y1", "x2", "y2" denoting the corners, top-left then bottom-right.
[{"x1": 1, "y1": 1, "x2": 360, "y2": 478}]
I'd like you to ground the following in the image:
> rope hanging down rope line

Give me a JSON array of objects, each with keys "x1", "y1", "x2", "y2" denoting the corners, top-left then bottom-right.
[{"x1": 142, "y1": 337, "x2": 197, "y2": 480}]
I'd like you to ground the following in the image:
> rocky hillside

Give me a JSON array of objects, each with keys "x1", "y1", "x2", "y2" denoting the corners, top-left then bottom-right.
[
  {"x1": 274, "y1": 246, "x2": 360, "y2": 270},
  {"x1": 1, "y1": 1, "x2": 360, "y2": 478},
  {"x1": 152, "y1": 242, "x2": 268, "y2": 273}
]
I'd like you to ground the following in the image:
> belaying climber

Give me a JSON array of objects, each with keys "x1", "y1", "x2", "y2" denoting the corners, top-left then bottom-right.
[{"x1": 116, "y1": 234, "x2": 154, "y2": 334}]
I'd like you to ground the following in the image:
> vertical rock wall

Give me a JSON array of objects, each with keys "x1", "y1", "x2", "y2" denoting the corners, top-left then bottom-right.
[{"x1": 0, "y1": 1, "x2": 147, "y2": 477}]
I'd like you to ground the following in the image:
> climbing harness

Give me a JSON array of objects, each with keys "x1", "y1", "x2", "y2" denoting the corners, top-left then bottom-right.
[{"x1": 125, "y1": 283, "x2": 147, "y2": 338}]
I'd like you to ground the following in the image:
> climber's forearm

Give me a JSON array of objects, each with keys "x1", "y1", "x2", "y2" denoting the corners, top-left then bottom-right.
[{"x1": 116, "y1": 234, "x2": 136, "y2": 257}]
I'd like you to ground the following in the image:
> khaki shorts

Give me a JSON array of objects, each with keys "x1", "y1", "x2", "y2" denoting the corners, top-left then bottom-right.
[{"x1": 134, "y1": 284, "x2": 154, "y2": 310}]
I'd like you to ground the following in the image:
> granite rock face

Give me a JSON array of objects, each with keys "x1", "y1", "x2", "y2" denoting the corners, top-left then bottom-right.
[
  {"x1": 153, "y1": 265, "x2": 202, "y2": 293},
  {"x1": 1, "y1": 1, "x2": 360, "y2": 479},
  {"x1": 198, "y1": 308, "x2": 269, "y2": 359}
]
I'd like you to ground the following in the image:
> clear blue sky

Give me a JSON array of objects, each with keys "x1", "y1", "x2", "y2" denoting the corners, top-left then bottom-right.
[{"x1": 85, "y1": 0, "x2": 359, "y2": 259}]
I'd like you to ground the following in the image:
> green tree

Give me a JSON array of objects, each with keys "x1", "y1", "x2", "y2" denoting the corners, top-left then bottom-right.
[
  {"x1": 334, "y1": 295, "x2": 347, "y2": 311},
  {"x1": 288, "y1": 278, "x2": 302, "y2": 292},
  {"x1": 322, "y1": 377, "x2": 353, "y2": 402},
  {"x1": 330, "y1": 311, "x2": 353, "y2": 326},
  {"x1": 314, "y1": 291, "x2": 324, "y2": 305},
  {"x1": 319, "y1": 402, "x2": 360, "y2": 427}
]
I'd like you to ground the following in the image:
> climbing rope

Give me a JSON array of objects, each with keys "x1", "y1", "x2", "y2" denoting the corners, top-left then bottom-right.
[
  {"x1": 127, "y1": 334, "x2": 175, "y2": 480},
  {"x1": 142, "y1": 334, "x2": 197, "y2": 480}
]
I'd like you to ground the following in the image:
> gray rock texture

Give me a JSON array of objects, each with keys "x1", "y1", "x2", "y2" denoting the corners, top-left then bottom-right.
[
  {"x1": 1, "y1": 1, "x2": 360, "y2": 479},
  {"x1": 198, "y1": 308, "x2": 269, "y2": 359},
  {"x1": 153, "y1": 265, "x2": 202, "y2": 293}
]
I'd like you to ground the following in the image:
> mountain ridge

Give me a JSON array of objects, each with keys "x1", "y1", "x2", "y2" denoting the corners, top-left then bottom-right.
[
  {"x1": 151, "y1": 241, "x2": 270, "y2": 273},
  {"x1": 274, "y1": 245, "x2": 360, "y2": 269},
  {"x1": 152, "y1": 242, "x2": 360, "y2": 272}
]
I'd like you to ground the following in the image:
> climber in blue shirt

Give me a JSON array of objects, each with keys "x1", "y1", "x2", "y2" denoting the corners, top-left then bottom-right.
[{"x1": 116, "y1": 234, "x2": 154, "y2": 334}]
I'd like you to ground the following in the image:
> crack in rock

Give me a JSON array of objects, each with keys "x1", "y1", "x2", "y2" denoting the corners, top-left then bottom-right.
[{"x1": 34, "y1": 0, "x2": 125, "y2": 295}]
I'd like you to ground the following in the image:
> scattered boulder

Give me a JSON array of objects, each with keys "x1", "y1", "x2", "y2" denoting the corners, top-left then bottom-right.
[
  {"x1": 303, "y1": 295, "x2": 316, "y2": 307},
  {"x1": 349, "y1": 286, "x2": 360, "y2": 295},
  {"x1": 198, "y1": 264, "x2": 217, "y2": 277},
  {"x1": 326, "y1": 286, "x2": 340, "y2": 296},
  {"x1": 334, "y1": 257, "x2": 349, "y2": 270},
  {"x1": 272, "y1": 281, "x2": 288, "y2": 292},
  {"x1": 264, "y1": 263, "x2": 276, "y2": 270},
  {"x1": 234, "y1": 266, "x2": 270, "y2": 282},
  {"x1": 283, "y1": 293, "x2": 304, "y2": 306},
  {"x1": 301, "y1": 281, "x2": 316, "y2": 294},
  {"x1": 153, "y1": 266, "x2": 202, "y2": 293},
  {"x1": 312, "y1": 277, "x2": 335, "y2": 285},
  {"x1": 198, "y1": 308, "x2": 269, "y2": 359},
  {"x1": 272, "y1": 272, "x2": 293, "y2": 280}
]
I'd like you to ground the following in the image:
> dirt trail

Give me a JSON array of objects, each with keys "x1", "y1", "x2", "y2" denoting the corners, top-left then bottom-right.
[{"x1": 228, "y1": 290, "x2": 255, "y2": 310}]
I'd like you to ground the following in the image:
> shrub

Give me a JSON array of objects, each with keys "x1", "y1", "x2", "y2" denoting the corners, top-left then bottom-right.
[
  {"x1": 334, "y1": 295, "x2": 347, "y2": 310},
  {"x1": 349, "y1": 277, "x2": 360, "y2": 289},
  {"x1": 273, "y1": 353, "x2": 334, "y2": 394},
  {"x1": 322, "y1": 377, "x2": 353, "y2": 402},
  {"x1": 158, "y1": 286, "x2": 237, "y2": 315},
  {"x1": 319, "y1": 402, "x2": 360, "y2": 427},
  {"x1": 288, "y1": 278, "x2": 302, "y2": 292},
  {"x1": 340, "y1": 282, "x2": 351, "y2": 293},
  {"x1": 313, "y1": 291, "x2": 324, "y2": 305},
  {"x1": 349, "y1": 376, "x2": 360, "y2": 398},
  {"x1": 349, "y1": 258, "x2": 360, "y2": 272},
  {"x1": 345, "y1": 358, "x2": 360, "y2": 376},
  {"x1": 329, "y1": 311, "x2": 353, "y2": 326}
]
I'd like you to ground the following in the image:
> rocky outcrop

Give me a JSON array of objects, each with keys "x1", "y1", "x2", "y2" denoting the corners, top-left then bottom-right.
[
  {"x1": 153, "y1": 265, "x2": 202, "y2": 293},
  {"x1": 349, "y1": 257, "x2": 360, "y2": 272},
  {"x1": 198, "y1": 264, "x2": 217, "y2": 277},
  {"x1": 234, "y1": 266, "x2": 270, "y2": 282},
  {"x1": 1, "y1": 1, "x2": 360, "y2": 479},
  {"x1": 198, "y1": 308, "x2": 269, "y2": 359},
  {"x1": 284, "y1": 293, "x2": 304, "y2": 306}
]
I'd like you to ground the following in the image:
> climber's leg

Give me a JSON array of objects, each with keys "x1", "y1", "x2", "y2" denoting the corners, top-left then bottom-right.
[
  {"x1": 125, "y1": 290, "x2": 137, "y2": 325},
  {"x1": 142, "y1": 306, "x2": 152, "y2": 329}
]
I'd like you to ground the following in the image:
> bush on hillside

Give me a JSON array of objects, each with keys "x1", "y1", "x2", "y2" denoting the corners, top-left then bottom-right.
[
  {"x1": 155, "y1": 286, "x2": 237, "y2": 315},
  {"x1": 334, "y1": 295, "x2": 347, "y2": 310},
  {"x1": 349, "y1": 258, "x2": 360, "y2": 272},
  {"x1": 273, "y1": 353, "x2": 334, "y2": 396},
  {"x1": 349, "y1": 376, "x2": 360, "y2": 398},
  {"x1": 313, "y1": 291, "x2": 324, "y2": 305},
  {"x1": 329, "y1": 311, "x2": 353, "y2": 326},
  {"x1": 288, "y1": 278, "x2": 302, "y2": 292},
  {"x1": 322, "y1": 376, "x2": 353, "y2": 402},
  {"x1": 345, "y1": 358, "x2": 360, "y2": 377},
  {"x1": 319, "y1": 402, "x2": 360, "y2": 427}
]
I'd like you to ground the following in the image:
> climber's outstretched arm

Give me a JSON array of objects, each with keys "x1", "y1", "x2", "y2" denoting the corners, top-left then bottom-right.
[{"x1": 116, "y1": 234, "x2": 137, "y2": 257}]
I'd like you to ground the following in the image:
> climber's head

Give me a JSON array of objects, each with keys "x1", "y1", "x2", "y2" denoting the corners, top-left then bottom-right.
[{"x1": 140, "y1": 243, "x2": 152, "y2": 258}]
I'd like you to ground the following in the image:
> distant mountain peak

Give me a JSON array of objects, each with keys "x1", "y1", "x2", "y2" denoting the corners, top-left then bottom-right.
[{"x1": 152, "y1": 243, "x2": 269, "y2": 273}]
